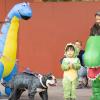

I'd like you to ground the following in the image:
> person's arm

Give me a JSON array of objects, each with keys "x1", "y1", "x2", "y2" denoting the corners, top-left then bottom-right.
[
  {"x1": 72, "y1": 58, "x2": 81, "y2": 70},
  {"x1": 60, "y1": 56, "x2": 66, "y2": 64},
  {"x1": 61, "y1": 58, "x2": 70, "y2": 71}
]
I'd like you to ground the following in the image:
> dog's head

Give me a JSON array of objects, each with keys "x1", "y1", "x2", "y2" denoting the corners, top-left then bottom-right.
[
  {"x1": 41, "y1": 73, "x2": 57, "y2": 87},
  {"x1": 37, "y1": 73, "x2": 57, "y2": 88}
]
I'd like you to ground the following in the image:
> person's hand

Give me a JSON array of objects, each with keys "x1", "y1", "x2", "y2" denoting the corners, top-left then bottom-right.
[{"x1": 69, "y1": 63, "x2": 74, "y2": 69}]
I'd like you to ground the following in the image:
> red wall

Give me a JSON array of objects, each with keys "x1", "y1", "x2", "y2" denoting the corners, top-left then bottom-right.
[{"x1": 0, "y1": 1, "x2": 100, "y2": 77}]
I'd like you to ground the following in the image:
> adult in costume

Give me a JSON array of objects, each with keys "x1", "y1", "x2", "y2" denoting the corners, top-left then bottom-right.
[
  {"x1": 84, "y1": 11, "x2": 100, "y2": 100},
  {"x1": 0, "y1": 2, "x2": 32, "y2": 96}
]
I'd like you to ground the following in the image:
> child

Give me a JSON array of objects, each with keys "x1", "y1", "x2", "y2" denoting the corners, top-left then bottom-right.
[{"x1": 61, "y1": 43, "x2": 81, "y2": 100}]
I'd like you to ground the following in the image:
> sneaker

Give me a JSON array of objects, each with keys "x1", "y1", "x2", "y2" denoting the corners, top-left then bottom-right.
[
  {"x1": 71, "y1": 99, "x2": 76, "y2": 100},
  {"x1": 76, "y1": 84, "x2": 84, "y2": 89}
]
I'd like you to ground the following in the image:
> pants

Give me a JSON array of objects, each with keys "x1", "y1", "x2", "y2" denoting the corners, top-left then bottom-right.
[
  {"x1": 62, "y1": 78, "x2": 78, "y2": 99},
  {"x1": 78, "y1": 66, "x2": 87, "y2": 81}
]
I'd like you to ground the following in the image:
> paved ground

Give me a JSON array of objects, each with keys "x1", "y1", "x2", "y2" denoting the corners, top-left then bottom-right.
[{"x1": 0, "y1": 79, "x2": 92, "y2": 100}]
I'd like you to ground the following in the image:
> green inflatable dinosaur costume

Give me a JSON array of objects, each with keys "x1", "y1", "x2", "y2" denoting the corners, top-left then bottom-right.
[{"x1": 84, "y1": 11, "x2": 100, "y2": 100}]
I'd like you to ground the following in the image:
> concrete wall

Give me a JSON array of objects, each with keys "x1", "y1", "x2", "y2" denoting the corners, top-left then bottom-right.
[{"x1": 0, "y1": 1, "x2": 100, "y2": 77}]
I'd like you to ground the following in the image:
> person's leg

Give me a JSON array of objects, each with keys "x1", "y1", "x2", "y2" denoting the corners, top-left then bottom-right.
[
  {"x1": 83, "y1": 75, "x2": 89, "y2": 88},
  {"x1": 82, "y1": 67, "x2": 90, "y2": 88},
  {"x1": 71, "y1": 79, "x2": 78, "y2": 100},
  {"x1": 77, "y1": 66, "x2": 87, "y2": 88},
  {"x1": 85, "y1": 75, "x2": 90, "y2": 88},
  {"x1": 0, "y1": 62, "x2": 4, "y2": 96},
  {"x1": 90, "y1": 78, "x2": 100, "y2": 100},
  {"x1": 4, "y1": 65, "x2": 18, "y2": 96},
  {"x1": 62, "y1": 78, "x2": 71, "y2": 100}
]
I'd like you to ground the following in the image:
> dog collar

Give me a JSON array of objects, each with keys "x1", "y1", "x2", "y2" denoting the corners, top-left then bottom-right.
[{"x1": 38, "y1": 74, "x2": 47, "y2": 88}]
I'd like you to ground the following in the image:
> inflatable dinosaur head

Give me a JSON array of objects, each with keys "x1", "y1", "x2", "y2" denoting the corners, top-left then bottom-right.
[{"x1": 8, "y1": 2, "x2": 32, "y2": 20}]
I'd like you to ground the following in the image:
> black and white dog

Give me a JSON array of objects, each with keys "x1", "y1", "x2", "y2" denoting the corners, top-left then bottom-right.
[{"x1": 6, "y1": 72, "x2": 57, "y2": 100}]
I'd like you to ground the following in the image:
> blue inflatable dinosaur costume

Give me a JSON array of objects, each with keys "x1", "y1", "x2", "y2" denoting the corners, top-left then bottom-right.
[{"x1": 0, "y1": 2, "x2": 32, "y2": 96}]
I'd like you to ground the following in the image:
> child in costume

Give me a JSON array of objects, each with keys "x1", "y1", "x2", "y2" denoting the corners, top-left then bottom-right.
[{"x1": 61, "y1": 43, "x2": 81, "y2": 100}]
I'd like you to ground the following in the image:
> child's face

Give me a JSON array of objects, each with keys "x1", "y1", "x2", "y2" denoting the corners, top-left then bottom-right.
[{"x1": 65, "y1": 49, "x2": 75, "y2": 58}]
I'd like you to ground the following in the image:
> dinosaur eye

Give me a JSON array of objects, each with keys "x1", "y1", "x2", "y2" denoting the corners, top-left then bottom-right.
[
  {"x1": 22, "y1": 3, "x2": 27, "y2": 6},
  {"x1": 23, "y1": 4, "x2": 26, "y2": 6}
]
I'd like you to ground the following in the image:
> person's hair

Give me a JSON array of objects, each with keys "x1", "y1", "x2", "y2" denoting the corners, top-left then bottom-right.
[
  {"x1": 65, "y1": 45, "x2": 75, "y2": 52},
  {"x1": 95, "y1": 11, "x2": 100, "y2": 16},
  {"x1": 75, "y1": 40, "x2": 82, "y2": 46}
]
